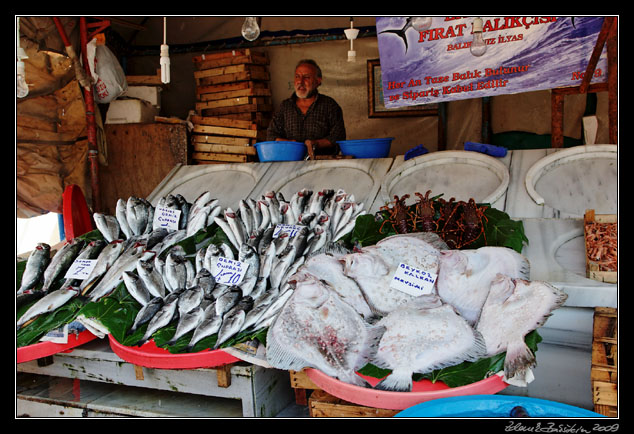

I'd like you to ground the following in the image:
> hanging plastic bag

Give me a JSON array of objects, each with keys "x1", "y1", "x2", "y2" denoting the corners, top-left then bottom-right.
[{"x1": 86, "y1": 36, "x2": 128, "y2": 104}]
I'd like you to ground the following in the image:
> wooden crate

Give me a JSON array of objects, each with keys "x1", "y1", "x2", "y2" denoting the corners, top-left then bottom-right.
[
  {"x1": 592, "y1": 307, "x2": 618, "y2": 417},
  {"x1": 190, "y1": 49, "x2": 271, "y2": 164},
  {"x1": 289, "y1": 370, "x2": 398, "y2": 417},
  {"x1": 584, "y1": 210, "x2": 617, "y2": 283}
]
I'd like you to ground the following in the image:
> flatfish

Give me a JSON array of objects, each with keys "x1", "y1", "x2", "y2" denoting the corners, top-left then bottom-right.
[
  {"x1": 476, "y1": 274, "x2": 568, "y2": 383},
  {"x1": 342, "y1": 233, "x2": 445, "y2": 316},
  {"x1": 436, "y1": 246, "x2": 530, "y2": 325},
  {"x1": 266, "y1": 275, "x2": 385, "y2": 387},
  {"x1": 371, "y1": 304, "x2": 486, "y2": 392}
]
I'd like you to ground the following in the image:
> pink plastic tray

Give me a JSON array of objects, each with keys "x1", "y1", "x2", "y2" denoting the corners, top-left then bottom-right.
[
  {"x1": 305, "y1": 368, "x2": 508, "y2": 410},
  {"x1": 108, "y1": 334, "x2": 240, "y2": 369},
  {"x1": 17, "y1": 330, "x2": 97, "y2": 364}
]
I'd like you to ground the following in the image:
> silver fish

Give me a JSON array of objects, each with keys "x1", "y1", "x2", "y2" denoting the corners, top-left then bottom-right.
[
  {"x1": 79, "y1": 239, "x2": 127, "y2": 295},
  {"x1": 93, "y1": 213, "x2": 121, "y2": 243},
  {"x1": 225, "y1": 208, "x2": 247, "y2": 247},
  {"x1": 87, "y1": 242, "x2": 151, "y2": 302},
  {"x1": 61, "y1": 240, "x2": 107, "y2": 288},
  {"x1": 17, "y1": 285, "x2": 80, "y2": 330},
  {"x1": 257, "y1": 200, "x2": 271, "y2": 231},
  {"x1": 214, "y1": 216, "x2": 240, "y2": 251},
  {"x1": 259, "y1": 241, "x2": 276, "y2": 281},
  {"x1": 146, "y1": 228, "x2": 169, "y2": 250},
  {"x1": 177, "y1": 285, "x2": 204, "y2": 317},
  {"x1": 204, "y1": 243, "x2": 222, "y2": 271},
  {"x1": 342, "y1": 233, "x2": 444, "y2": 316},
  {"x1": 41, "y1": 238, "x2": 86, "y2": 293},
  {"x1": 247, "y1": 198, "x2": 261, "y2": 230},
  {"x1": 136, "y1": 255, "x2": 167, "y2": 299},
  {"x1": 437, "y1": 246, "x2": 530, "y2": 325},
  {"x1": 219, "y1": 243, "x2": 235, "y2": 260},
  {"x1": 17, "y1": 243, "x2": 51, "y2": 294},
  {"x1": 127, "y1": 296, "x2": 164, "y2": 336},
  {"x1": 308, "y1": 190, "x2": 325, "y2": 215},
  {"x1": 249, "y1": 277, "x2": 268, "y2": 300},
  {"x1": 305, "y1": 224, "x2": 329, "y2": 256},
  {"x1": 215, "y1": 286, "x2": 242, "y2": 317},
  {"x1": 186, "y1": 204, "x2": 212, "y2": 237},
  {"x1": 165, "y1": 251, "x2": 188, "y2": 292},
  {"x1": 476, "y1": 274, "x2": 568, "y2": 382},
  {"x1": 264, "y1": 192, "x2": 281, "y2": 226},
  {"x1": 192, "y1": 268, "x2": 216, "y2": 300},
  {"x1": 167, "y1": 306, "x2": 205, "y2": 346},
  {"x1": 116, "y1": 198, "x2": 133, "y2": 239},
  {"x1": 251, "y1": 286, "x2": 294, "y2": 331},
  {"x1": 270, "y1": 245, "x2": 297, "y2": 291},
  {"x1": 188, "y1": 191, "x2": 213, "y2": 223},
  {"x1": 239, "y1": 199, "x2": 254, "y2": 236},
  {"x1": 266, "y1": 276, "x2": 384, "y2": 387},
  {"x1": 186, "y1": 302, "x2": 222, "y2": 352},
  {"x1": 126, "y1": 196, "x2": 149, "y2": 236},
  {"x1": 122, "y1": 271, "x2": 152, "y2": 306},
  {"x1": 136, "y1": 291, "x2": 180, "y2": 346},
  {"x1": 152, "y1": 229, "x2": 188, "y2": 257},
  {"x1": 372, "y1": 304, "x2": 487, "y2": 392},
  {"x1": 240, "y1": 288, "x2": 279, "y2": 332},
  {"x1": 238, "y1": 243, "x2": 259, "y2": 297},
  {"x1": 298, "y1": 253, "x2": 374, "y2": 320},
  {"x1": 214, "y1": 296, "x2": 254, "y2": 349}
]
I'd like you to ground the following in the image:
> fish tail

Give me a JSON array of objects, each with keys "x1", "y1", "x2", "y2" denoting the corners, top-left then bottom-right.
[
  {"x1": 374, "y1": 367, "x2": 414, "y2": 392},
  {"x1": 504, "y1": 339, "x2": 536, "y2": 380}
]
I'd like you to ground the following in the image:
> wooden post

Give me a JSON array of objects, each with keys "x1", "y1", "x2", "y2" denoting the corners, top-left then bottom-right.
[{"x1": 551, "y1": 91, "x2": 564, "y2": 148}]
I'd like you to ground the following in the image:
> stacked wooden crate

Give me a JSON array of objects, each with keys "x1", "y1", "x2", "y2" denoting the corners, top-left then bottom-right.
[
  {"x1": 591, "y1": 307, "x2": 618, "y2": 417},
  {"x1": 191, "y1": 49, "x2": 272, "y2": 164}
]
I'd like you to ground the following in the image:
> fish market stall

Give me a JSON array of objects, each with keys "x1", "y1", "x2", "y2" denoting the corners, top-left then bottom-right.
[{"x1": 17, "y1": 146, "x2": 616, "y2": 417}]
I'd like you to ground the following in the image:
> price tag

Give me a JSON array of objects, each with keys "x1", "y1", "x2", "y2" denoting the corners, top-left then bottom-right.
[
  {"x1": 389, "y1": 263, "x2": 437, "y2": 297},
  {"x1": 64, "y1": 258, "x2": 97, "y2": 280},
  {"x1": 153, "y1": 206, "x2": 181, "y2": 231},
  {"x1": 210, "y1": 256, "x2": 249, "y2": 286},
  {"x1": 273, "y1": 224, "x2": 306, "y2": 238}
]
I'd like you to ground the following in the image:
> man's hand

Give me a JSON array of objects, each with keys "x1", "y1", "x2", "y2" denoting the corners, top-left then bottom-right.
[{"x1": 305, "y1": 140, "x2": 316, "y2": 159}]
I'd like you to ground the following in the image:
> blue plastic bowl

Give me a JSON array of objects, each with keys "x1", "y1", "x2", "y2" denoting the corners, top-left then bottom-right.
[
  {"x1": 337, "y1": 138, "x2": 393, "y2": 159},
  {"x1": 255, "y1": 141, "x2": 306, "y2": 162},
  {"x1": 395, "y1": 395, "x2": 605, "y2": 418}
]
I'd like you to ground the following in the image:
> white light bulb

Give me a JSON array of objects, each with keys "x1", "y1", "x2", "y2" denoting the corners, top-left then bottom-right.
[
  {"x1": 160, "y1": 44, "x2": 170, "y2": 84},
  {"x1": 411, "y1": 17, "x2": 433, "y2": 32},
  {"x1": 242, "y1": 17, "x2": 260, "y2": 42},
  {"x1": 470, "y1": 17, "x2": 487, "y2": 57}
]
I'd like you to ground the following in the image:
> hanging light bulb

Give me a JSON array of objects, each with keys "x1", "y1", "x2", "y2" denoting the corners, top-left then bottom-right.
[
  {"x1": 160, "y1": 17, "x2": 170, "y2": 84},
  {"x1": 16, "y1": 17, "x2": 29, "y2": 98},
  {"x1": 343, "y1": 17, "x2": 359, "y2": 62},
  {"x1": 410, "y1": 17, "x2": 433, "y2": 32},
  {"x1": 470, "y1": 17, "x2": 487, "y2": 57},
  {"x1": 242, "y1": 17, "x2": 260, "y2": 42}
]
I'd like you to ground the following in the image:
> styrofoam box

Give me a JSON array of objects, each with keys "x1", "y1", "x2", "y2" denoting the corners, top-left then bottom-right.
[
  {"x1": 106, "y1": 99, "x2": 159, "y2": 124},
  {"x1": 122, "y1": 86, "x2": 161, "y2": 107}
]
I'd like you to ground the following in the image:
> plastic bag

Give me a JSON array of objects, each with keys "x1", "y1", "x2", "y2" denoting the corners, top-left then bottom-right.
[{"x1": 86, "y1": 37, "x2": 127, "y2": 104}]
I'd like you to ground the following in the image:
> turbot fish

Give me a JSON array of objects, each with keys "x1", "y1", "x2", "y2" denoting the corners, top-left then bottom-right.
[
  {"x1": 476, "y1": 274, "x2": 568, "y2": 382},
  {"x1": 266, "y1": 276, "x2": 384, "y2": 387},
  {"x1": 372, "y1": 304, "x2": 487, "y2": 392},
  {"x1": 436, "y1": 246, "x2": 530, "y2": 325},
  {"x1": 342, "y1": 233, "x2": 445, "y2": 316}
]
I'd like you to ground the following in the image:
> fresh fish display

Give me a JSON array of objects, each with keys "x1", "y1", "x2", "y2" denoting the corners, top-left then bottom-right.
[
  {"x1": 237, "y1": 243, "x2": 260, "y2": 297},
  {"x1": 116, "y1": 198, "x2": 134, "y2": 239},
  {"x1": 266, "y1": 275, "x2": 384, "y2": 387},
  {"x1": 476, "y1": 274, "x2": 568, "y2": 382},
  {"x1": 61, "y1": 240, "x2": 107, "y2": 288},
  {"x1": 342, "y1": 233, "x2": 446, "y2": 316},
  {"x1": 185, "y1": 302, "x2": 223, "y2": 352},
  {"x1": 136, "y1": 255, "x2": 167, "y2": 298},
  {"x1": 80, "y1": 239, "x2": 127, "y2": 295},
  {"x1": 436, "y1": 246, "x2": 530, "y2": 325},
  {"x1": 17, "y1": 285, "x2": 80, "y2": 330},
  {"x1": 126, "y1": 196, "x2": 152, "y2": 236},
  {"x1": 41, "y1": 238, "x2": 86, "y2": 293},
  {"x1": 17, "y1": 243, "x2": 51, "y2": 295},
  {"x1": 214, "y1": 296, "x2": 254, "y2": 349},
  {"x1": 177, "y1": 285, "x2": 204, "y2": 317},
  {"x1": 372, "y1": 304, "x2": 487, "y2": 392},
  {"x1": 164, "y1": 251, "x2": 188, "y2": 292},
  {"x1": 93, "y1": 212, "x2": 121, "y2": 242}
]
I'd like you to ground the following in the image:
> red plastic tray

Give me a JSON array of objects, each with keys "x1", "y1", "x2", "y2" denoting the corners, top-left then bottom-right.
[
  {"x1": 108, "y1": 334, "x2": 241, "y2": 369},
  {"x1": 62, "y1": 184, "x2": 93, "y2": 240},
  {"x1": 17, "y1": 330, "x2": 97, "y2": 364},
  {"x1": 305, "y1": 368, "x2": 509, "y2": 411}
]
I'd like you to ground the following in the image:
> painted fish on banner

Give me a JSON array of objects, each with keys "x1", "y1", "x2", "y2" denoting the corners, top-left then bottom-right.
[{"x1": 376, "y1": 16, "x2": 608, "y2": 107}]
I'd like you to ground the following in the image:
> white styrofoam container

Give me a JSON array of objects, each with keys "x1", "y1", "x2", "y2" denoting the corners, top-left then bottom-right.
[
  {"x1": 122, "y1": 86, "x2": 161, "y2": 107},
  {"x1": 105, "y1": 99, "x2": 159, "y2": 124}
]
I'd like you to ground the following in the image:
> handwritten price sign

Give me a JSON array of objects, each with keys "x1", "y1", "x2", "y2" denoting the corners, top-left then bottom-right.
[
  {"x1": 64, "y1": 259, "x2": 97, "y2": 280},
  {"x1": 273, "y1": 224, "x2": 306, "y2": 239},
  {"x1": 153, "y1": 206, "x2": 181, "y2": 231},
  {"x1": 210, "y1": 256, "x2": 249, "y2": 286},
  {"x1": 390, "y1": 262, "x2": 437, "y2": 297}
]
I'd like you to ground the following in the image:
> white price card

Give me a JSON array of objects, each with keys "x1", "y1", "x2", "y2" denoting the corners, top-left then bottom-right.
[
  {"x1": 210, "y1": 256, "x2": 250, "y2": 286},
  {"x1": 390, "y1": 263, "x2": 437, "y2": 297},
  {"x1": 153, "y1": 206, "x2": 181, "y2": 231},
  {"x1": 64, "y1": 258, "x2": 97, "y2": 280},
  {"x1": 273, "y1": 224, "x2": 306, "y2": 238}
]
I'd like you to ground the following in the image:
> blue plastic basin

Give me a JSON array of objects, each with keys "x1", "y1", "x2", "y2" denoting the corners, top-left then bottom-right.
[
  {"x1": 255, "y1": 141, "x2": 306, "y2": 162},
  {"x1": 337, "y1": 138, "x2": 393, "y2": 159},
  {"x1": 395, "y1": 395, "x2": 605, "y2": 418}
]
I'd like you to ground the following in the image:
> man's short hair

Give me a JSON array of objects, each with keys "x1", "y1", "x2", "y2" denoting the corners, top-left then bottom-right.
[{"x1": 296, "y1": 59, "x2": 322, "y2": 79}]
